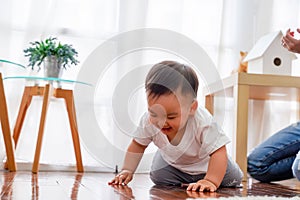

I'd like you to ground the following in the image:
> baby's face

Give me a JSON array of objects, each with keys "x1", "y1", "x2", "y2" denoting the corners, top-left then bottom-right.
[{"x1": 147, "y1": 92, "x2": 196, "y2": 139}]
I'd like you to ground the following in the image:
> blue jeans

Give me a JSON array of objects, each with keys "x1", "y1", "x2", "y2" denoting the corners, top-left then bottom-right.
[{"x1": 247, "y1": 122, "x2": 300, "y2": 182}]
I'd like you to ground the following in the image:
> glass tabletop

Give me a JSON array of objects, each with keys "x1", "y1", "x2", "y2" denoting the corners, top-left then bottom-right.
[
  {"x1": 0, "y1": 59, "x2": 26, "y2": 69},
  {"x1": 3, "y1": 76, "x2": 92, "y2": 86}
]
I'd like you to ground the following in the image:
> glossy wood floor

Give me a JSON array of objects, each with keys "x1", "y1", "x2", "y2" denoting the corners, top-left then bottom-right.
[{"x1": 0, "y1": 171, "x2": 299, "y2": 199}]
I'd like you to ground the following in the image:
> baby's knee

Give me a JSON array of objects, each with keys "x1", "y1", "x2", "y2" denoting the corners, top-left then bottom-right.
[
  {"x1": 150, "y1": 167, "x2": 181, "y2": 186},
  {"x1": 221, "y1": 168, "x2": 243, "y2": 187},
  {"x1": 150, "y1": 170, "x2": 168, "y2": 185}
]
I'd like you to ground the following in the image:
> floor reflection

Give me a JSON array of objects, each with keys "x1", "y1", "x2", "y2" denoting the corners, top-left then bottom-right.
[
  {"x1": 109, "y1": 182, "x2": 244, "y2": 199},
  {"x1": 0, "y1": 171, "x2": 84, "y2": 199},
  {"x1": 149, "y1": 184, "x2": 217, "y2": 199},
  {"x1": 70, "y1": 173, "x2": 83, "y2": 199},
  {"x1": 31, "y1": 173, "x2": 39, "y2": 199},
  {"x1": 0, "y1": 172, "x2": 298, "y2": 199},
  {"x1": 149, "y1": 184, "x2": 243, "y2": 199},
  {"x1": 1, "y1": 172, "x2": 16, "y2": 199},
  {"x1": 110, "y1": 184, "x2": 135, "y2": 200},
  {"x1": 248, "y1": 181, "x2": 300, "y2": 197}
]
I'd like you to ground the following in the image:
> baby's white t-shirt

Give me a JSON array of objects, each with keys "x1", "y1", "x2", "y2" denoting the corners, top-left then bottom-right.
[{"x1": 133, "y1": 105, "x2": 230, "y2": 175}]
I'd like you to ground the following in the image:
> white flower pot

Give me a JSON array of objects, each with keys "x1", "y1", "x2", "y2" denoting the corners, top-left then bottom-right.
[{"x1": 43, "y1": 56, "x2": 63, "y2": 78}]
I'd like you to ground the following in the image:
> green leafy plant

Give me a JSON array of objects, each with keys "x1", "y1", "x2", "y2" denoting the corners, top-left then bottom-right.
[{"x1": 24, "y1": 37, "x2": 79, "y2": 71}]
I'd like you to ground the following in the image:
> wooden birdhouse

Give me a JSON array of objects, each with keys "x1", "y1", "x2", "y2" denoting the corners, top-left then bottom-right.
[{"x1": 244, "y1": 31, "x2": 297, "y2": 75}]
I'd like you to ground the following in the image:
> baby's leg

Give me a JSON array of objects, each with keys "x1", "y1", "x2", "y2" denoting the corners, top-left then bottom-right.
[
  {"x1": 150, "y1": 151, "x2": 204, "y2": 185},
  {"x1": 220, "y1": 156, "x2": 243, "y2": 187},
  {"x1": 150, "y1": 151, "x2": 243, "y2": 187}
]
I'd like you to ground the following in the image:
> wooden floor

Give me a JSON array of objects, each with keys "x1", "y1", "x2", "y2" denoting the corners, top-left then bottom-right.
[{"x1": 0, "y1": 171, "x2": 299, "y2": 199}]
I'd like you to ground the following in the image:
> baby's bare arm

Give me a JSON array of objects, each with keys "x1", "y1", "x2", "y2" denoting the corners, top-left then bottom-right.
[
  {"x1": 187, "y1": 146, "x2": 227, "y2": 192},
  {"x1": 109, "y1": 140, "x2": 147, "y2": 185}
]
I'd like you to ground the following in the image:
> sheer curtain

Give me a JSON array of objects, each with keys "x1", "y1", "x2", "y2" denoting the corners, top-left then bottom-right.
[{"x1": 0, "y1": 0, "x2": 300, "y2": 172}]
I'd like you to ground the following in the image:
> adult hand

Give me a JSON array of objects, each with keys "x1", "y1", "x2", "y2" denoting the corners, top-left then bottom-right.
[
  {"x1": 186, "y1": 179, "x2": 217, "y2": 192},
  {"x1": 108, "y1": 169, "x2": 133, "y2": 185},
  {"x1": 281, "y1": 28, "x2": 300, "y2": 54}
]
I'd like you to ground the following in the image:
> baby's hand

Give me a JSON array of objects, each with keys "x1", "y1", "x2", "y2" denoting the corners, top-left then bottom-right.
[
  {"x1": 186, "y1": 179, "x2": 217, "y2": 192},
  {"x1": 108, "y1": 170, "x2": 133, "y2": 185}
]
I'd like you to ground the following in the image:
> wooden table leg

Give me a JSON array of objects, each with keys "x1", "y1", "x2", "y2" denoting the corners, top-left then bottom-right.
[
  {"x1": 0, "y1": 74, "x2": 16, "y2": 171},
  {"x1": 205, "y1": 94, "x2": 214, "y2": 115},
  {"x1": 4, "y1": 86, "x2": 34, "y2": 169},
  {"x1": 12, "y1": 87, "x2": 33, "y2": 149},
  {"x1": 233, "y1": 84, "x2": 249, "y2": 181},
  {"x1": 56, "y1": 89, "x2": 83, "y2": 172},
  {"x1": 32, "y1": 84, "x2": 52, "y2": 173}
]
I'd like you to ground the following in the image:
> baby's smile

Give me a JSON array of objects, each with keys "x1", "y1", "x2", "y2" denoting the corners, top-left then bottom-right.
[{"x1": 161, "y1": 126, "x2": 172, "y2": 133}]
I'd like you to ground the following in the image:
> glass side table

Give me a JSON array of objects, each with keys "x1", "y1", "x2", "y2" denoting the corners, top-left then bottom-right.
[{"x1": 3, "y1": 76, "x2": 92, "y2": 173}]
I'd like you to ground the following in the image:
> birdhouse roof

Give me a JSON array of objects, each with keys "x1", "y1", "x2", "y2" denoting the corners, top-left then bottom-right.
[{"x1": 244, "y1": 31, "x2": 297, "y2": 62}]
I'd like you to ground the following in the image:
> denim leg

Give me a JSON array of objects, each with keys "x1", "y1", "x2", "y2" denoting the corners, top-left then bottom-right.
[
  {"x1": 150, "y1": 151, "x2": 242, "y2": 187},
  {"x1": 247, "y1": 122, "x2": 300, "y2": 182}
]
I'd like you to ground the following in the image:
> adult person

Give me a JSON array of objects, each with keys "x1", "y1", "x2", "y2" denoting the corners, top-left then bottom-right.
[{"x1": 247, "y1": 29, "x2": 300, "y2": 182}]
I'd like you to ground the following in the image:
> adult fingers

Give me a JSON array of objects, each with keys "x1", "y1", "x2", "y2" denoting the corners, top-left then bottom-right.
[
  {"x1": 284, "y1": 33, "x2": 295, "y2": 42},
  {"x1": 285, "y1": 28, "x2": 291, "y2": 36},
  {"x1": 282, "y1": 36, "x2": 294, "y2": 48}
]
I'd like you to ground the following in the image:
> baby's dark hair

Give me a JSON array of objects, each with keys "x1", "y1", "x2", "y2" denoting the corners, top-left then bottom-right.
[{"x1": 145, "y1": 61, "x2": 199, "y2": 99}]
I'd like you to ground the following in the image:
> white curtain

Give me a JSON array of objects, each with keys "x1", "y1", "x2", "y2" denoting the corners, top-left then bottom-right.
[{"x1": 0, "y1": 0, "x2": 300, "y2": 172}]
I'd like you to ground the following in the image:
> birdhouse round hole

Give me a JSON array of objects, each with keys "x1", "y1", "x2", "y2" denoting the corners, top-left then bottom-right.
[{"x1": 273, "y1": 57, "x2": 281, "y2": 67}]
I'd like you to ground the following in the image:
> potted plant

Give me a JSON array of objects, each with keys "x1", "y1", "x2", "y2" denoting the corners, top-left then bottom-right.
[{"x1": 23, "y1": 37, "x2": 79, "y2": 78}]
